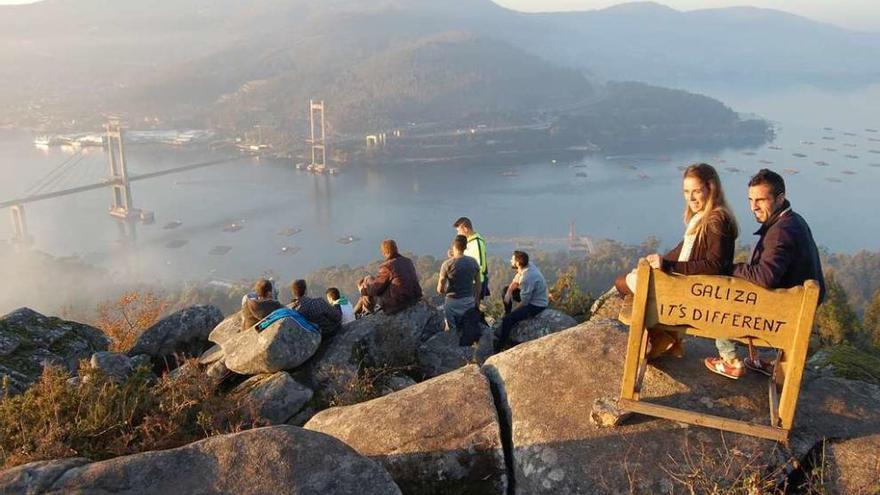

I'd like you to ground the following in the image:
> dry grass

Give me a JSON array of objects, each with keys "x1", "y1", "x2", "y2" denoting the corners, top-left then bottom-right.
[
  {"x1": 323, "y1": 362, "x2": 416, "y2": 408},
  {"x1": 0, "y1": 360, "x2": 261, "y2": 469}
]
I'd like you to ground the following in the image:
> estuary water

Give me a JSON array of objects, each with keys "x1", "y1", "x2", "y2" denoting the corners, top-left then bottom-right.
[{"x1": 1, "y1": 84, "x2": 878, "y2": 285}]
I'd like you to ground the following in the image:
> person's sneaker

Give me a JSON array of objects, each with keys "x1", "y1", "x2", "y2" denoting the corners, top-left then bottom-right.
[
  {"x1": 704, "y1": 357, "x2": 745, "y2": 379},
  {"x1": 744, "y1": 357, "x2": 775, "y2": 377}
]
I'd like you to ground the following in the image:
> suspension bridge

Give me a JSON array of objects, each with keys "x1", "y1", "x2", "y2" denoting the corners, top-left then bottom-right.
[{"x1": 2, "y1": 120, "x2": 241, "y2": 246}]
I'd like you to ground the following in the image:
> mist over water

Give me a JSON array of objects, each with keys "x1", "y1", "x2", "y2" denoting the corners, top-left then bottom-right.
[{"x1": 1, "y1": 84, "x2": 880, "y2": 315}]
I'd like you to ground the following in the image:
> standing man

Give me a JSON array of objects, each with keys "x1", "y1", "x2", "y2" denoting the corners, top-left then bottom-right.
[
  {"x1": 454, "y1": 217, "x2": 490, "y2": 305},
  {"x1": 496, "y1": 250, "x2": 548, "y2": 352},
  {"x1": 358, "y1": 239, "x2": 423, "y2": 315},
  {"x1": 705, "y1": 169, "x2": 825, "y2": 379},
  {"x1": 438, "y1": 235, "x2": 481, "y2": 335}
]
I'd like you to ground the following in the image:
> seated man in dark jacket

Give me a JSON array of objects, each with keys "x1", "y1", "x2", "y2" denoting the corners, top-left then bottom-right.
[
  {"x1": 288, "y1": 279, "x2": 342, "y2": 338},
  {"x1": 706, "y1": 169, "x2": 826, "y2": 379},
  {"x1": 241, "y1": 279, "x2": 283, "y2": 330},
  {"x1": 357, "y1": 239, "x2": 423, "y2": 315}
]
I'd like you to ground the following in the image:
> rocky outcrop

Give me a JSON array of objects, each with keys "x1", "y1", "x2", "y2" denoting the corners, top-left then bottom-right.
[
  {"x1": 128, "y1": 305, "x2": 223, "y2": 363},
  {"x1": 234, "y1": 372, "x2": 313, "y2": 425},
  {"x1": 416, "y1": 326, "x2": 493, "y2": 378},
  {"x1": 0, "y1": 426, "x2": 401, "y2": 495},
  {"x1": 823, "y1": 434, "x2": 880, "y2": 495},
  {"x1": 789, "y1": 374, "x2": 880, "y2": 458},
  {"x1": 0, "y1": 308, "x2": 109, "y2": 395},
  {"x1": 223, "y1": 317, "x2": 320, "y2": 375},
  {"x1": 505, "y1": 308, "x2": 577, "y2": 345},
  {"x1": 480, "y1": 317, "x2": 880, "y2": 494},
  {"x1": 0, "y1": 457, "x2": 91, "y2": 494},
  {"x1": 88, "y1": 351, "x2": 134, "y2": 383},
  {"x1": 306, "y1": 365, "x2": 507, "y2": 494},
  {"x1": 197, "y1": 343, "x2": 224, "y2": 366},
  {"x1": 303, "y1": 301, "x2": 442, "y2": 395},
  {"x1": 483, "y1": 319, "x2": 772, "y2": 493},
  {"x1": 207, "y1": 311, "x2": 243, "y2": 347},
  {"x1": 588, "y1": 287, "x2": 624, "y2": 321}
]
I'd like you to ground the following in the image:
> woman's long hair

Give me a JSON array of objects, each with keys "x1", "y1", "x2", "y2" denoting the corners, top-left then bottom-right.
[{"x1": 681, "y1": 163, "x2": 739, "y2": 240}]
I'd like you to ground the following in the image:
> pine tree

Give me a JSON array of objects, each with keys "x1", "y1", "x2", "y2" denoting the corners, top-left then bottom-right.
[
  {"x1": 863, "y1": 288, "x2": 880, "y2": 350},
  {"x1": 814, "y1": 272, "x2": 861, "y2": 346}
]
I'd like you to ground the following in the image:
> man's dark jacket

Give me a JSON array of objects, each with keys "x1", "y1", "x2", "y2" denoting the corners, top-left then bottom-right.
[
  {"x1": 733, "y1": 200, "x2": 826, "y2": 303},
  {"x1": 288, "y1": 296, "x2": 342, "y2": 337},
  {"x1": 361, "y1": 253, "x2": 423, "y2": 314},
  {"x1": 242, "y1": 298, "x2": 283, "y2": 330}
]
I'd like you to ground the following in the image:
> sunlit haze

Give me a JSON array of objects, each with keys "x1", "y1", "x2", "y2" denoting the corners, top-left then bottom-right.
[
  {"x1": 1, "y1": 0, "x2": 879, "y2": 31},
  {"x1": 493, "y1": 0, "x2": 880, "y2": 31}
]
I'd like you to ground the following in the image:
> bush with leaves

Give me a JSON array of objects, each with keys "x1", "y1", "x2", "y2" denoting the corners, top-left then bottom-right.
[{"x1": 95, "y1": 291, "x2": 170, "y2": 352}]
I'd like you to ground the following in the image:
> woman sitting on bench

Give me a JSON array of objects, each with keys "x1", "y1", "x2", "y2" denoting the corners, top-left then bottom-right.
[{"x1": 615, "y1": 163, "x2": 739, "y2": 359}]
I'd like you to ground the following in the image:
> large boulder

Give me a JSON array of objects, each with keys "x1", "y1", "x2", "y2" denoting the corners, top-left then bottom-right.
[
  {"x1": 789, "y1": 374, "x2": 880, "y2": 458},
  {"x1": 482, "y1": 317, "x2": 880, "y2": 494},
  {"x1": 823, "y1": 434, "x2": 880, "y2": 494},
  {"x1": 417, "y1": 326, "x2": 493, "y2": 378},
  {"x1": 306, "y1": 365, "x2": 507, "y2": 494},
  {"x1": 233, "y1": 371, "x2": 313, "y2": 425},
  {"x1": 356, "y1": 300, "x2": 444, "y2": 367},
  {"x1": 303, "y1": 300, "x2": 442, "y2": 396},
  {"x1": 0, "y1": 426, "x2": 401, "y2": 494},
  {"x1": 506, "y1": 308, "x2": 577, "y2": 345},
  {"x1": 0, "y1": 308, "x2": 109, "y2": 395},
  {"x1": 88, "y1": 351, "x2": 134, "y2": 383},
  {"x1": 0, "y1": 457, "x2": 90, "y2": 494},
  {"x1": 588, "y1": 287, "x2": 625, "y2": 321},
  {"x1": 483, "y1": 318, "x2": 846, "y2": 494},
  {"x1": 128, "y1": 305, "x2": 223, "y2": 363},
  {"x1": 207, "y1": 311, "x2": 243, "y2": 347},
  {"x1": 223, "y1": 317, "x2": 320, "y2": 375}
]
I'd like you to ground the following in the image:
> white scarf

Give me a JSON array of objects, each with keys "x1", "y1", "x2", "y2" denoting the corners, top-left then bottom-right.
[{"x1": 678, "y1": 212, "x2": 704, "y2": 262}]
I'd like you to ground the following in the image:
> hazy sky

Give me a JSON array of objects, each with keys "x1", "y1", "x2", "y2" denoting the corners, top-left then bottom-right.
[
  {"x1": 0, "y1": 0, "x2": 877, "y2": 31},
  {"x1": 494, "y1": 0, "x2": 880, "y2": 31}
]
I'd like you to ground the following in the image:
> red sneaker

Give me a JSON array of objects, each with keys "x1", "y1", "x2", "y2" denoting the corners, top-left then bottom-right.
[
  {"x1": 744, "y1": 357, "x2": 775, "y2": 377},
  {"x1": 704, "y1": 357, "x2": 745, "y2": 379}
]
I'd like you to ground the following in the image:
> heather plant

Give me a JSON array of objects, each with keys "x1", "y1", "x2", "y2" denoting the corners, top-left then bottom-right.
[{"x1": 0, "y1": 360, "x2": 260, "y2": 469}]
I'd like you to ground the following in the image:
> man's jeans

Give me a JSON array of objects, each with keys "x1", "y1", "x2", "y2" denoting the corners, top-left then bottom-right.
[
  {"x1": 498, "y1": 285, "x2": 545, "y2": 348},
  {"x1": 716, "y1": 339, "x2": 777, "y2": 364}
]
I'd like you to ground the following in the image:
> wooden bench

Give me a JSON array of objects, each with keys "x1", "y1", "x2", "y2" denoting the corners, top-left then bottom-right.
[{"x1": 617, "y1": 259, "x2": 821, "y2": 443}]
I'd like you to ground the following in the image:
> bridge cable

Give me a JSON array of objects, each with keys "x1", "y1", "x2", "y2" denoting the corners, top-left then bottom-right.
[
  {"x1": 23, "y1": 148, "x2": 86, "y2": 195},
  {"x1": 38, "y1": 153, "x2": 89, "y2": 194}
]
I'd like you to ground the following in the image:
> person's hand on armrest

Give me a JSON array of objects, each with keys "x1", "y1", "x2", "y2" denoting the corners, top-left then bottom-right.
[{"x1": 646, "y1": 253, "x2": 662, "y2": 270}]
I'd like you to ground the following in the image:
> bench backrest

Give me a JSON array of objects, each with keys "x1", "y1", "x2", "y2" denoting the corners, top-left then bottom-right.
[{"x1": 644, "y1": 267, "x2": 819, "y2": 350}]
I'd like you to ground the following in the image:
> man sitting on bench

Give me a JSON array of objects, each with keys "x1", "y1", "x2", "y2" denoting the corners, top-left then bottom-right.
[{"x1": 705, "y1": 169, "x2": 826, "y2": 379}]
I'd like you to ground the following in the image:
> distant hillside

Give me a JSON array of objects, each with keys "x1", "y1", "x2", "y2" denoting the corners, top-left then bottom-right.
[
  {"x1": 521, "y1": 2, "x2": 880, "y2": 86},
  {"x1": 3, "y1": 0, "x2": 879, "y2": 112},
  {"x1": 203, "y1": 34, "x2": 593, "y2": 135},
  {"x1": 9, "y1": 0, "x2": 870, "y2": 148}
]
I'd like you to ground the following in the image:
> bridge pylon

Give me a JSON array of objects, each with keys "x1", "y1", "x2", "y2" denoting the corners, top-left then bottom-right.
[
  {"x1": 10, "y1": 204, "x2": 33, "y2": 247},
  {"x1": 308, "y1": 100, "x2": 327, "y2": 172},
  {"x1": 105, "y1": 120, "x2": 153, "y2": 224}
]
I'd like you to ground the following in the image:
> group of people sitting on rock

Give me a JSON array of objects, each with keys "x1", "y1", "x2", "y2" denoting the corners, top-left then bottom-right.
[
  {"x1": 240, "y1": 216, "x2": 550, "y2": 353},
  {"x1": 614, "y1": 165, "x2": 826, "y2": 380},
  {"x1": 238, "y1": 164, "x2": 823, "y2": 374},
  {"x1": 241, "y1": 278, "x2": 351, "y2": 338}
]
